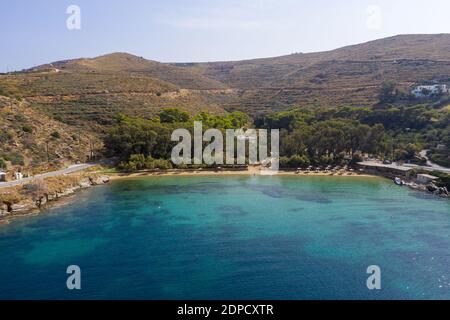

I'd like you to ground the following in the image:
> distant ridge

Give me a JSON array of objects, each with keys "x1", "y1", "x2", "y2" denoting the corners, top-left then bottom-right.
[
  {"x1": 31, "y1": 52, "x2": 227, "y2": 90},
  {"x1": 5, "y1": 33, "x2": 450, "y2": 121}
]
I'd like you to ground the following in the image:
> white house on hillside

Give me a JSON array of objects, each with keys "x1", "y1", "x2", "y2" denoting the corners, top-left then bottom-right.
[
  {"x1": 412, "y1": 84, "x2": 449, "y2": 98},
  {"x1": 14, "y1": 172, "x2": 23, "y2": 181}
]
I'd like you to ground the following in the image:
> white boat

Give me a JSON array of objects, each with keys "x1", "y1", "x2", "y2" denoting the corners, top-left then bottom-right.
[{"x1": 394, "y1": 177, "x2": 403, "y2": 186}]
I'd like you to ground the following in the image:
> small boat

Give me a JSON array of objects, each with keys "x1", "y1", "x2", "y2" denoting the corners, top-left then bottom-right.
[{"x1": 394, "y1": 177, "x2": 403, "y2": 186}]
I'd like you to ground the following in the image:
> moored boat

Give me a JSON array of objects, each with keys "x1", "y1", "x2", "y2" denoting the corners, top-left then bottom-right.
[{"x1": 395, "y1": 177, "x2": 403, "y2": 186}]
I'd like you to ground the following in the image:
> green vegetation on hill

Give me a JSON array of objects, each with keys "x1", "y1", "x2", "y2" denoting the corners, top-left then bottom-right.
[
  {"x1": 258, "y1": 102, "x2": 450, "y2": 166},
  {"x1": 104, "y1": 109, "x2": 250, "y2": 171},
  {"x1": 1, "y1": 34, "x2": 450, "y2": 173},
  {"x1": 104, "y1": 100, "x2": 449, "y2": 172}
]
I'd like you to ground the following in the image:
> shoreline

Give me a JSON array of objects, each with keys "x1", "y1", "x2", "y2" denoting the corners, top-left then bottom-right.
[
  {"x1": 2, "y1": 167, "x2": 447, "y2": 225},
  {"x1": 0, "y1": 169, "x2": 379, "y2": 225},
  {"x1": 0, "y1": 192, "x2": 83, "y2": 225},
  {"x1": 108, "y1": 169, "x2": 377, "y2": 181},
  {"x1": 0, "y1": 174, "x2": 110, "y2": 225}
]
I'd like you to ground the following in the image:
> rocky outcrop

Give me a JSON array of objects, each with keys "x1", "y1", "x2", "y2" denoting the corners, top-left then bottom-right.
[
  {"x1": 427, "y1": 183, "x2": 439, "y2": 193},
  {"x1": 426, "y1": 183, "x2": 449, "y2": 198},
  {"x1": 0, "y1": 175, "x2": 110, "y2": 219},
  {"x1": 11, "y1": 200, "x2": 37, "y2": 215},
  {"x1": 0, "y1": 203, "x2": 9, "y2": 217},
  {"x1": 89, "y1": 175, "x2": 110, "y2": 186}
]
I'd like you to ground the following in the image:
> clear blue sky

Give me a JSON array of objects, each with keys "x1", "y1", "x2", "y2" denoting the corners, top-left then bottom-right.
[{"x1": 1, "y1": 0, "x2": 450, "y2": 72}]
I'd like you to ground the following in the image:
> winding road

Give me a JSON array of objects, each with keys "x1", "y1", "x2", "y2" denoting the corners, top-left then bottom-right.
[
  {"x1": 0, "y1": 163, "x2": 96, "y2": 189},
  {"x1": 416, "y1": 150, "x2": 450, "y2": 173}
]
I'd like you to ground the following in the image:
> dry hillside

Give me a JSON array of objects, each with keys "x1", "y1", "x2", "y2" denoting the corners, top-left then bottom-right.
[
  {"x1": 178, "y1": 34, "x2": 450, "y2": 113},
  {"x1": 1, "y1": 34, "x2": 450, "y2": 159},
  {"x1": 0, "y1": 96, "x2": 100, "y2": 171}
]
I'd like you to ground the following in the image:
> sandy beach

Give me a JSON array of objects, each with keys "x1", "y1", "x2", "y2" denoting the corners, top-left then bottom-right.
[{"x1": 108, "y1": 168, "x2": 376, "y2": 181}]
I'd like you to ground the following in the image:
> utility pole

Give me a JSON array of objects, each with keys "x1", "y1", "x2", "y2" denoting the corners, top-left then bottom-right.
[
  {"x1": 46, "y1": 142, "x2": 50, "y2": 163},
  {"x1": 88, "y1": 138, "x2": 94, "y2": 161}
]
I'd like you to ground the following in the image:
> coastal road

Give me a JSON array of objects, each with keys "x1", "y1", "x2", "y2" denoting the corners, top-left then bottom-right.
[
  {"x1": 417, "y1": 150, "x2": 450, "y2": 173},
  {"x1": 0, "y1": 163, "x2": 96, "y2": 189},
  {"x1": 359, "y1": 159, "x2": 450, "y2": 175}
]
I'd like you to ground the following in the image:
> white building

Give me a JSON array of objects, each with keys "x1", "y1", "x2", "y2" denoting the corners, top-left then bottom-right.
[
  {"x1": 411, "y1": 84, "x2": 449, "y2": 98},
  {"x1": 0, "y1": 171, "x2": 6, "y2": 182},
  {"x1": 14, "y1": 172, "x2": 23, "y2": 181}
]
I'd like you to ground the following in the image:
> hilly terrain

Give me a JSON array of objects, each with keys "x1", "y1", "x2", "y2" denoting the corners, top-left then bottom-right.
[
  {"x1": 2, "y1": 34, "x2": 450, "y2": 125},
  {"x1": 0, "y1": 53, "x2": 227, "y2": 128},
  {"x1": 0, "y1": 95, "x2": 100, "y2": 173},
  {"x1": 1, "y1": 34, "x2": 450, "y2": 170},
  {"x1": 176, "y1": 34, "x2": 450, "y2": 113}
]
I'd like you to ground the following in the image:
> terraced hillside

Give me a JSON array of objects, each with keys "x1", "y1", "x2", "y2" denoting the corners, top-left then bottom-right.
[
  {"x1": 2, "y1": 34, "x2": 450, "y2": 130},
  {"x1": 32, "y1": 52, "x2": 227, "y2": 90},
  {"x1": 1, "y1": 34, "x2": 450, "y2": 169},
  {"x1": 0, "y1": 54, "x2": 227, "y2": 128},
  {"x1": 178, "y1": 34, "x2": 450, "y2": 113}
]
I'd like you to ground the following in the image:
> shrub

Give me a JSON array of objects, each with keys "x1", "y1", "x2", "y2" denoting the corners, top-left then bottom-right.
[
  {"x1": 0, "y1": 158, "x2": 6, "y2": 169},
  {"x1": 280, "y1": 155, "x2": 310, "y2": 168},
  {"x1": 176, "y1": 163, "x2": 188, "y2": 169},
  {"x1": 0, "y1": 188, "x2": 22, "y2": 206},
  {"x1": 51, "y1": 131, "x2": 61, "y2": 139},
  {"x1": 15, "y1": 114, "x2": 27, "y2": 122},
  {"x1": 22, "y1": 125, "x2": 33, "y2": 133},
  {"x1": 159, "y1": 108, "x2": 190, "y2": 123},
  {"x1": 2, "y1": 152, "x2": 24, "y2": 166},
  {"x1": 152, "y1": 159, "x2": 173, "y2": 170},
  {"x1": 288, "y1": 155, "x2": 310, "y2": 168},
  {"x1": 117, "y1": 154, "x2": 172, "y2": 171},
  {"x1": 0, "y1": 131, "x2": 13, "y2": 143}
]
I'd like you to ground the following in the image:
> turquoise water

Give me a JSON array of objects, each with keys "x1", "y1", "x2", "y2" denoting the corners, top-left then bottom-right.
[{"x1": 0, "y1": 175, "x2": 449, "y2": 300}]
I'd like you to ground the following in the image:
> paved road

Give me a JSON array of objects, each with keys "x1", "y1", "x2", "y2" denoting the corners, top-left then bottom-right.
[
  {"x1": 418, "y1": 150, "x2": 450, "y2": 172},
  {"x1": 0, "y1": 163, "x2": 96, "y2": 189},
  {"x1": 403, "y1": 163, "x2": 450, "y2": 174},
  {"x1": 359, "y1": 159, "x2": 450, "y2": 175}
]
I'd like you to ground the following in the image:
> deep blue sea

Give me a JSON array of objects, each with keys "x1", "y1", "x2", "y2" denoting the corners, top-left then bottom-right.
[{"x1": 0, "y1": 175, "x2": 449, "y2": 299}]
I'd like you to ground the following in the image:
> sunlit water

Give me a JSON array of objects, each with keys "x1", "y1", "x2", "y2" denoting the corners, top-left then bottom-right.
[{"x1": 0, "y1": 175, "x2": 449, "y2": 299}]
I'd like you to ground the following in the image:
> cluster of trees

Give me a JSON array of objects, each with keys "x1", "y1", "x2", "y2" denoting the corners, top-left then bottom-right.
[
  {"x1": 105, "y1": 102, "x2": 450, "y2": 171},
  {"x1": 257, "y1": 102, "x2": 450, "y2": 166},
  {"x1": 275, "y1": 118, "x2": 388, "y2": 167},
  {"x1": 105, "y1": 109, "x2": 250, "y2": 170},
  {"x1": 117, "y1": 154, "x2": 173, "y2": 171}
]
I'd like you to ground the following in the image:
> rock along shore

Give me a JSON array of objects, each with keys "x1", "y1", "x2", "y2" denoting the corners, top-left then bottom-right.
[{"x1": 0, "y1": 175, "x2": 110, "y2": 221}]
